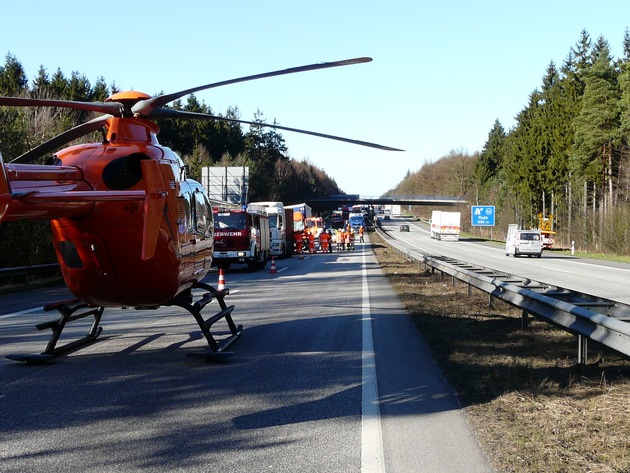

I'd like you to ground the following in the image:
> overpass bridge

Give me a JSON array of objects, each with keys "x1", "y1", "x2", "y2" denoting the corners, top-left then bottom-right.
[{"x1": 306, "y1": 195, "x2": 467, "y2": 208}]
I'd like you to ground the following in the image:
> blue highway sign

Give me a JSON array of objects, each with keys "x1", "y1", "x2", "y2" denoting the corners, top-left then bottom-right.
[{"x1": 471, "y1": 205, "x2": 495, "y2": 226}]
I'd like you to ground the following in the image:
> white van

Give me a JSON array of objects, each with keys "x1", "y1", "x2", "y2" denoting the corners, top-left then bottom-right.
[{"x1": 505, "y1": 224, "x2": 543, "y2": 258}]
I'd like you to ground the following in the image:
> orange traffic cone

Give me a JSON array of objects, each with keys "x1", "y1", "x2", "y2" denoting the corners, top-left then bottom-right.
[
  {"x1": 217, "y1": 268, "x2": 226, "y2": 291},
  {"x1": 269, "y1": 256, "x2": 278, "y2": 274}
]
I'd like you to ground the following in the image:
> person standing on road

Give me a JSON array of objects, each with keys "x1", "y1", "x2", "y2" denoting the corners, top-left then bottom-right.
[
  {"x1": 359, "y1": 225, "x2": 365, "y2": 243},
  {"x1": 320, "y1": 230, "x2": 330, "y2": 253},
  {"x1": 294, "y1": 231, "x2": 303, "y2": 255},
  {"x1": 308, "y1": 231, "x2": 316, "y2": 254}
]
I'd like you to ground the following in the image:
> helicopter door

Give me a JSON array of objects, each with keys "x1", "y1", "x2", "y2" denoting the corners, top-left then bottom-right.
[
  {"x1": 177, "y1": 182, "x2": 196, "y2": 276},
  {"x1": 191, "y1": 187, "x2": 212, "y2": 274}
]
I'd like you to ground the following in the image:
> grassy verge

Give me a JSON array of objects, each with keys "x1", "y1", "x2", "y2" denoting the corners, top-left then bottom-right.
[{"x1": 370, "y1": 231, "x2": 630, "y2": 472}]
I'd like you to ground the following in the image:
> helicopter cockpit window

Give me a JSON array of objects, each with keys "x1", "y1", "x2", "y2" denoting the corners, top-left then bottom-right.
[
  {"x1": 193, "y1": 191, "x2": 211, "y2": 237},
  {"x1": 179, "y1": 191, "x2": 193, "y2": 234},
  {"x1": 172, "y1": 154, "x2": 186, "y2": 182}
]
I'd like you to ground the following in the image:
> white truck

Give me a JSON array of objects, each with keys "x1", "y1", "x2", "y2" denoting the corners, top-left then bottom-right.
[
  {"x1": 505, "y1": 224, "x2": 543, "y2": 258},
  {"x1": 430, "y1": 211, "x2": 461, "y2": 241},
  {"x1": 248, "y1": 201, "x2": 293, "y2": 258},
  {"x1": 384, "y1": 204, "x2": 402, "y2": 217},
  {"x1": 285, "y1": 203, "x2": 312, "y2": 233}
]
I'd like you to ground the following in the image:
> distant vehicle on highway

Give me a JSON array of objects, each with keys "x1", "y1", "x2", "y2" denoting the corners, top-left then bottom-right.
[
  {"x1": 505, "y1": 224, "x2": 543, "y2": 258},
  {"x1": 430, "y1": 210, "x2": 461, "y2": 241},
  {"x1": 384, "y1": 215, "x2": 391, "y2": 220},
  {"x1": 399, "y1": 224, "x2": 410, "y2": 232},
  {"x1": 349, "y1": 213, "x2": 365, "y2": 230}
]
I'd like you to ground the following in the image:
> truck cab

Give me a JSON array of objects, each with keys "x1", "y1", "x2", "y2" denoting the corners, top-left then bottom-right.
[{"x1": 349, "y1": 213, "x2": 365, "y2": 230}]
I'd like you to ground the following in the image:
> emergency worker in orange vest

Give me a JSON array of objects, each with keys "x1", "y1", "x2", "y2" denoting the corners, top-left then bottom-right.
[
  {"x1": 302, "y1": 229, "x2": 309, "y2": 250},
  {"x1": 294, "y1": 231, "x2": 303, "y2": 255},
  {"x1": 359, "y1": 225, "x2": 365, "y2": 243},
  {"x1": 307, "y1": 231, "x2": 316, "y2": 253},
  {"x1": 319, "y1": 230, "x2": 330, "y2": 253}
]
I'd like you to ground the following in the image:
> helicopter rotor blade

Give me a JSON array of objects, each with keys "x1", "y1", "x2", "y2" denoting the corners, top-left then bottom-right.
[
  {"x1": 151, "y1": 108, "x2": 404, "y2": 152},
  {"x1": 133, "y1": 57, "x2": 373, "y2": 117},
  {"x1": 0, "y1": 96, "x2": 123, "y2": 116},
  {"x1": 11, "y1": 115, "x2": 113, "y2": 164}
]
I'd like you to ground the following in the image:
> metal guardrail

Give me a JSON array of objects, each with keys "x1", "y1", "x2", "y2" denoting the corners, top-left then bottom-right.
[
  {"x1": 377, "y1": 227, "x2": 630, "y2": 364},
  {"x1": 0, "y1": 263, "x2": 61, "y2": 288}
]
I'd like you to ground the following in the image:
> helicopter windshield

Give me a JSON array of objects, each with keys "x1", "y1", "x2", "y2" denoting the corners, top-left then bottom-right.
[{"x1": 214, "y1": 212, "x2": 247, "y2": 230}]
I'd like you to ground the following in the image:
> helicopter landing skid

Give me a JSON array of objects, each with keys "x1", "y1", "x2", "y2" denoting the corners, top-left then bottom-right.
[
  {"x1": 169, "y1": 282, "x2": 242, "y2": 360},
  {"x1": 6, "y1": 299, "x2": 104, "y2": 363}
]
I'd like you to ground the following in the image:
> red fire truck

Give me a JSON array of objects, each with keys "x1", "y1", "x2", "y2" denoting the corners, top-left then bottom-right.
[{"x1": 213, "y1": 208, "x2": 270, "y2": 271}]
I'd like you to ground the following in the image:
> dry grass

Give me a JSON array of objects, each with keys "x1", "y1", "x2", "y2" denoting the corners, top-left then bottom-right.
[{"x1": 370, "y1": 232, "x2": 630, "y2": 473}]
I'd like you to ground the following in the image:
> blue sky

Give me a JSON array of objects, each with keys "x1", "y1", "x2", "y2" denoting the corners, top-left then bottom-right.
[{"x1": 1, "y1": 1, "x2": 629, "y2": 196}]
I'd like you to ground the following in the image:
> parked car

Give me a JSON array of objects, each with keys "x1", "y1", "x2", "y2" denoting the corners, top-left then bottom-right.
[{"x1": 399, "y1": 224, "x2": 410, "y2": 232}]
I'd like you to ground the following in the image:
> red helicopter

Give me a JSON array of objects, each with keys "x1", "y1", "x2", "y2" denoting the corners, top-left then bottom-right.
[{"x1": 0, "y1": 57, "x2": 401, "y2": 363}]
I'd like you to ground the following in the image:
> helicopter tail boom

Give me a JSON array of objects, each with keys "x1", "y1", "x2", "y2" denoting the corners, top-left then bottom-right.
[{"x1": 0, "y1": 161, "x2": 148, "y2": 224}]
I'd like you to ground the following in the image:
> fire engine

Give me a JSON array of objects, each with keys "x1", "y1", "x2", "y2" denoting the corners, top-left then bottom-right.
[{"x1": 213, "y1": 208, "x2": 270, "y2": 271}]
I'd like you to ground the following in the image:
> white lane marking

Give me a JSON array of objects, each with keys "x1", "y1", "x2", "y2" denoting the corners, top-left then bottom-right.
[
  {"x1": 563, "y1": 259, "x2": 630, "y2": 272},
  {"x1": 0, "y1": 307, "x2": 43, "y2": 319},
  {"x1": 541, "y1": 266, "x2": 571, "y2": 273},
  {"x1": 361, "y1": 250, "x2": 385, "y2": 472}
]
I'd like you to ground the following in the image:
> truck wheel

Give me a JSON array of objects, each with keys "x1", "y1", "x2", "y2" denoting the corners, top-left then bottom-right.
[
  {"x1": 247, "y1": 251, "x2": 258, "y2": 271},
  {"x1": 258, "y1": 252, "x2": 267, "y2": 269}
]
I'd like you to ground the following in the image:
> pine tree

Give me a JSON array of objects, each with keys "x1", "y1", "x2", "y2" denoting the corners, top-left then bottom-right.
[
  {"x1": 32, "y1": 66, "x2": 50, "y2": 98},
  {"x1": 572, "y1": 39, "x2": 621, "y2": 212},
  {"x1": 92, "y1": 76, "x2": 109, "y2": 102},
  {"x1": 616, "y1": 28, "x2": 630, "y2": 202},
  {"x1": 245, "y1": 110, "x2": 287, "y2": 201},
  {"x1": 476, "y1": 119, "x2": 506, "y2": 190},
  {"x1": 49, "y1": 68, "x2": 67, "y2": 98},
  {"x1": 0, "y1": 53, "x2": 28, "y2": 96}
]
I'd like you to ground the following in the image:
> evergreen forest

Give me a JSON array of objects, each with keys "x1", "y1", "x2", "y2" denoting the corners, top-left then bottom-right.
[
  {"x1": 388, "y1": 29, "x2": 630, "y2": 255},
  {"x1": 0, "y1": 53, "x2": 342, "y2": 266}
]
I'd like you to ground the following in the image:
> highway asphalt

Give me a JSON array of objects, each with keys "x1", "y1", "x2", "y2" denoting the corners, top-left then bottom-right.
[{"x1": 0, "y1": 235, "x2": 493, "y2": 472}]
